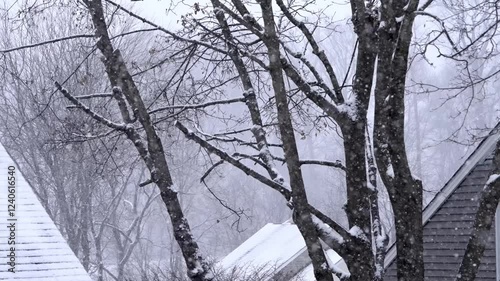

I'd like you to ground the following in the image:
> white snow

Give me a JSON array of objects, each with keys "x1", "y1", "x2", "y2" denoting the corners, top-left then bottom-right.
[
  {"x1": 336, "y1": 102, "x2": 358, "y2": 121},
  {"x1": 375, "y1": 263, "x2": 384, "y2": 278},
  {"x1": 244, "y1": 88, "x2": 255, "y2": 96},
  {"x1": 123, "y1": 199, "x2": 134, "y2": 208},
  {"x1": 376, "y1": 231, "x2": 387, "y2": 248},
  {"x1": 271, "y1": 167, "x2": 285, "y2": 184},
  {"x1": 213, "y1": 7, "x2": 224, "y2": 16},
  {"x1": 384, "y1": 94, "x2": 391, "y2": 104},
  {"x1": 348, "y1": 225, "x2": 369, "y2": 242},
  {"x1": 348, "y1": 225, "x2": 363, "y2": 237},
  {"x1": 312, "y1": 216, "x2": 345, "y2": 244},
  {"x1": 219, "y1": 221, "x2": 349, "y2": 280},
  {"x1": 486, "y1": 174, "x2": 500, "y2": 185},
  {"x1": 243, "y1": 13, "x2": 255, "y2": 22},
  {"x1": 387, "y1": 164, "x2": 394, "y2": 178},
  {"x1": 336, "y1": 93, "x2": 359, "y2": 121},
  {"x1": 330, "y1": 262, "x2": 351, "y2": 279},
  {"x1": 367, "y1": 181, "x2": 376, "y2": 191},
  {"x1": 0, "y1": 142, "x2": 93, "y2": 281},
  {"x1": 218, "y1": 223, "x2": 308, "y2": 279},
  {"x1": 291, "y1": 249, "x2": 349, "y2": 281}
]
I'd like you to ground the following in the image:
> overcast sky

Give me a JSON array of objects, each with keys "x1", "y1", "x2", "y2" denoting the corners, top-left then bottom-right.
[{"x1": 118, "y1": 0, "x2": 353, "y2": 29}]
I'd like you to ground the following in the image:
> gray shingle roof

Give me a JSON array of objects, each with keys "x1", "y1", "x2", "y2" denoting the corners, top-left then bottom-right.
[{"x1": 385, "y1": 144, "x2": 497, "y2": 280}]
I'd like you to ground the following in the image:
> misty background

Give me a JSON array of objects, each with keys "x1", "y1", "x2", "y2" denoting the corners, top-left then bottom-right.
[{"x1": 0, "y1": 0, "x2": 499, "y2": 279}]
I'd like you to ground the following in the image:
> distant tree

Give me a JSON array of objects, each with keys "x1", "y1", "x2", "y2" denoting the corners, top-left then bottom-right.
[{"x1": 1, "y1": 0, "x2": 500, "y2": 280}]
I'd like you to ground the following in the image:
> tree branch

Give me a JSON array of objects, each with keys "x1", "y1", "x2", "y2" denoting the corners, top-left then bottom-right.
[
  {"x1": 0, "y1": 34, "x2": 94, "y2": 53},
  {"x1": 75, "y1": 93, "x2": 114, "y2": 99},
  {"x1": 148, "y1": 97, "x2": 246, "y2": 114},
  {"x1": 175, "y1": 120, "x2": 355, "y2": 245},
  {"x1": 276, "y1": 0, "x2": 344, "y2": 104},
  {"x1": 55, "y1": 81, "x2": 127, "y2": 131}
]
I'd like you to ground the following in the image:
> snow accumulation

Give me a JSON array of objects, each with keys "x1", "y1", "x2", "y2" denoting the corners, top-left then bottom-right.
[
  {"x1": 386, "y1": 164, "x2": 395, "y2": 178},
  {"x1": 213, "y1": 7, "x2": 224, "y2": 16},
  {"x1": 337, "y1": 102, "x2": 358, "y2": 121},
  {"x1": 218, "y1": 223, "x2": 306, "y2": 276},
  {"x1": 0, "y1": 142, "x2": 92, "y2": 281},
  {"x1": 348, "y1": 225, "x2": 364, "y2": 238},
  {"x1": 243, "y1": 13, "x2": 255, "y2": 22},
  {"x1": 486, "y1": 174, "x2": 500, "y2": 186},
  {"x1": 376, "y1": 232, "x2": 387, "y2": 248},
  {"x1": 312, "y1": 216, "x2": 345, "y2": 245},
  {"x1": 337, "y1": 94, "x2": 359, "y2": 121},
  {"x1": 291, "y1": 249, "x2": 349, "y2": 281},
  {"x1": 218, "y1": 222, "x2": 348, "y2": 281}
]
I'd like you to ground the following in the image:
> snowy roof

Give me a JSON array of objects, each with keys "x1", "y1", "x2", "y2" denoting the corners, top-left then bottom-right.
[
  {"x1": 292, "y1": 249, "x2": 348, "y2": 281},
  {"x1": 219, "y1": 222, "x2": 347, "y2": 281},
  {"x1": 0, "y1": 142, "x2": 93, "y2": 281},
  {"x1": 219, "y1": 222, "x2": 307, "y2": 273}
]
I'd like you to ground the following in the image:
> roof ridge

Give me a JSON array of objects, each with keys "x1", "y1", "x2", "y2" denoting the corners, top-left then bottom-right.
[{"x1": 384, "y1": 122, "x2": 500, "y2": 269}]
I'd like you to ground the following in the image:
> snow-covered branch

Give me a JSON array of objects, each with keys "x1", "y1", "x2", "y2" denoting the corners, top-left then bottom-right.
[
  {"x1": 148, "y1": 97, "x2": 246, "y2": 114},
  {"x1": 365, "y1": 128, "x2": 388, "y2": 281},
  {"x1": 210, "y1": 0, "x2": 265, "y2": 39},
  {"x1": 274, "y1": 155, "x2": 346, "y2": 171},
  {"x1": 55, "y1": 82, "x2": 152, "y2": 170},
  {"x1": 175, "y1": 120, "x2": 291, "y2": 198},
  {"x1": 300, "y1": 159, "x2": 346, "y2": 171},
  {"x1": 55, "y1": 81, "x2": 128, "y2": 131},
  {"x1": 279, "y1": 57, "x2": 342, "y2": 119},
  {"x1": 282, "y1": 44, "x2": 337, "y2": 101},
  {"x1": 175, "y1": 120, "x2": 354, "y2": 242},
  {"x1": 75, "y1": 93, "x2": 113, "y2": 99}
]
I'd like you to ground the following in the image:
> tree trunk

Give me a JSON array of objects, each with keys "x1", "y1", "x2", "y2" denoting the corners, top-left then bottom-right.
[
  {"x1": 82, "y1": 1, "x2": 213, "y2": 280},
  {"x1": 341, "y1": 123, "x2": 375, "y2": 281},
  {"x1": 259, "y1": 1, "x2": 334, "y2": 280},
  {"x1": 457, "y1": 140, "x2": 500, "y2": 281}
]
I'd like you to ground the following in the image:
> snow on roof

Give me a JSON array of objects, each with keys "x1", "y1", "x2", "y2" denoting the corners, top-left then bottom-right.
[
  {"x1": 219, "y1": 222, "x2": 347, "y2": 280},
  {"x1": 292, "y1": 249, "x2": 347, "y2": 281},
  {"x1": 219, "y1": 222, "x2": 307, "y2": 274},
  {"x1": 0, "y1": 142, "x2": 92, "y2": 281}
]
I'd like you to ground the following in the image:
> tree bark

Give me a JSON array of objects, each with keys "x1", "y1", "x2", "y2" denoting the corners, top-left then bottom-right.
[
  {"x1": 258, "y1": 1, "x2": 334, "y2": 280},
  {"x1": 457, "y1": 139, "x2": 500, "y2": 281},
  {"x1": 372, "y1": 2, "x2": 425, "y2": 280},
  {"x1": 81, "y1": 1, "x2": 213, "y2": 280}
]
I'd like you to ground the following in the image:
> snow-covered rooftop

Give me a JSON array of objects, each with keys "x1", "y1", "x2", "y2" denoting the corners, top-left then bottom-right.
[
  {"x1": 219, "y1": 222, "x2": 307, "y2": 273},
  {"x1": 292, "y1": 249, "x2": 348, "y2": 281},
  {"x1": 0, "y1": 142, "x2": 92, "y2": 281},
  {"x1": 219, "y1": 222, "x2": 347, "y2": 281}
]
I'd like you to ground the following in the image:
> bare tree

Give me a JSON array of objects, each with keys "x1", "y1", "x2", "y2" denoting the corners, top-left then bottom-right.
[
  {"x1": 2, "y1": 0, "x2": 500, "y2": 280},
  {"x1": 53, "y1": 1, "x2": 214, "y2": 280}
]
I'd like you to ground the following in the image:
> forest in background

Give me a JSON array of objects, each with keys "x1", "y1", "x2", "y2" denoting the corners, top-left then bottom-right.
[{"x1": 0, "y1": 0, "x2": 499, "y2": 280}]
